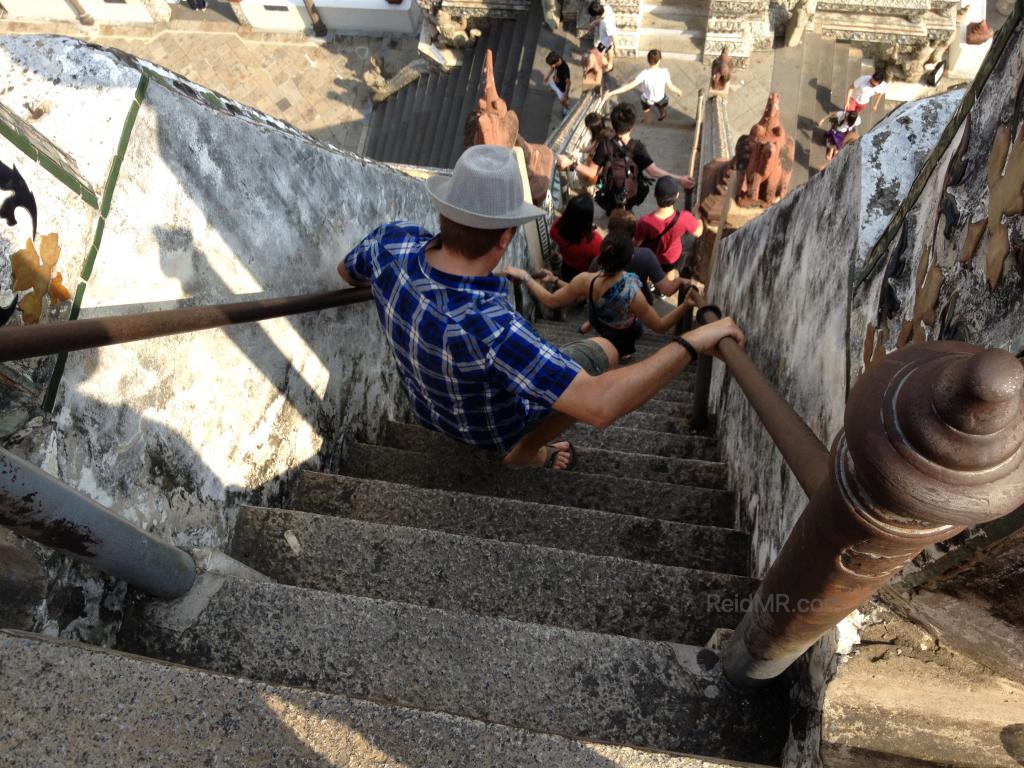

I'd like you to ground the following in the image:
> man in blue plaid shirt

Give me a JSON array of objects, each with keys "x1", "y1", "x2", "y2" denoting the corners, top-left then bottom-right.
[{"x1": 339, "y1": 146, "x2": 744, "y2": 470}]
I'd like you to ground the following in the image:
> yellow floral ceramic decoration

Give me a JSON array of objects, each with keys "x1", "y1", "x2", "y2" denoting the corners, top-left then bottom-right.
[{"x1": 10, "y1": 233, "x2": 69, "y2": 324}]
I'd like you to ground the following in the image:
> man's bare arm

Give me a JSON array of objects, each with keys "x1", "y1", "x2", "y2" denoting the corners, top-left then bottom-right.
[
  {"x1": 606, "y1": 74, "x2": 643, "y2": 97},
  {"x1": 337, "y1": 260, "x2": 368, "y2": 287},
  {"x1": 552, "y1": 317, "x2": 744, "y2": 427},
  {"x1": 645, "y1": 162, "x2": 696, "y2": 189}
]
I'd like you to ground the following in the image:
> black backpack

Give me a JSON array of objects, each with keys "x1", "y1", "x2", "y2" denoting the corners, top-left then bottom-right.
[{"x1": 595, "y1": 138, "x2": 649, "y2": 211}]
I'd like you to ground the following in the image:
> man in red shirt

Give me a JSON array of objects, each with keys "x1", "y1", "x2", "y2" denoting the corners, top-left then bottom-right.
[{"x1": 634, "y1": 177, "x2": 703, "y2": 274}]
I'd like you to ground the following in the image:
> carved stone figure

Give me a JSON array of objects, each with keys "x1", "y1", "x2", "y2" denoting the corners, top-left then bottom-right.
[
  {"x1": 430, "y1": 8, "x2": 483, "y2": 48},
  {"x1": 710, "y1": 47, "x2": 732, "y2": 93},
  {"x1": 785, "y1": 0, "x2": 816, "y2": 48},
  {"x1": 966, "y1": 19, "x2": 994, "y2": 45},
  {"x1": 735, "y1": 93, "x2": 795, "y2": 208},
  {"x1": 464, "y1": 50, "x2": 554, "y2": 206},
  {"x1": 903, "y1": 42, "x2": 933, "y2": 80}
]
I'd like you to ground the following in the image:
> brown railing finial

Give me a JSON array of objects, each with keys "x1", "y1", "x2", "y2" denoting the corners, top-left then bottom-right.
[
  {"x1": 722, "y1": 341, "x2": 1024, "y2": 687},
  {"x1": 844, "y1": 343, "x2": 1024, "y2": 529}
]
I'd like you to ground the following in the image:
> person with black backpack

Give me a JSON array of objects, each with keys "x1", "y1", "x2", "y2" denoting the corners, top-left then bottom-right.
[{"x1": 592, "y1": 103, "x2": 694, "y2": 214}]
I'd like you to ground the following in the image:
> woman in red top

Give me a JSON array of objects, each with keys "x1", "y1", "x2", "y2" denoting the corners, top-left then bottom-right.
[{"x1": 550, "y1": 193, "x2": 604, "y2": 281}]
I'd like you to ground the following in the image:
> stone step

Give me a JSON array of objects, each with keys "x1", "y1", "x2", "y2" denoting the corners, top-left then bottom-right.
[
  {"x1": 814, "y1": 10, "x2": 930, "y2": 42},
  {"x1": 380, "y1": 421, "x2": 726, "y2": 488},
  {"x1": 807, "y1": 36, "x2": 833, "y2": 178},
  {"x1": 534, "y1": 323, "x2": 695, "y2": 358},
  {"x1": 657, "y1": 51, "x2": 704, "y2": 62},
  {"x1": 639, "y1": 10, "x2": 706, "y2": 32},
  {"x1": 641, "y1": 2, "x2": 709, "y2": 20},
  {"x1": 120, "y1": 577, "x2": 789, "y2": 763},
  {"x1": 788, "y1": 30, "x2": 824, "y2": 188},
  {"x1": 637, "y1": 29, "x2": 705, "y2": 57},
  {"x1": 637, "y1": 397, "x2": 694, "y2": 419},
  {"x1": 230, "y1": 506, "x2": 754, "y2": 642},
  {"x1": 295, "y1": 471, "x2": 749, "y2": 572},
  {"x1": 617, "y1": 409, "x2": 694, "y2": 433},
  {"x1": 648, "y1": 0, "x2": 710, "y2": 9},
  {"x1": 568, "y1": 423, "x2": 720, "y2": 461},
  {"x1": 548, "y1": 340, "x2": 699, "y2": 371},
  {"x1": 342, "y1": 443, "x2": 733, "y2": 526},
  {"x1": 3, "y1": 629, "x2": 779, "y2": 768}
]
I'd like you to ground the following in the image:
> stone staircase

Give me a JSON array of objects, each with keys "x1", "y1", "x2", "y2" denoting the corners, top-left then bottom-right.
[
  {"x1": 0, "y1": 321, "x2": 789, "y2": 766},
  {"x1": 770, "y1": 31, "x2": 890, "y2": 189},
  {"x1": 364, "y1": 0, "x2": 555, "y2": 168},
  {"x1": 636, "y1": 0, "x2": 709, "y2": 61}
]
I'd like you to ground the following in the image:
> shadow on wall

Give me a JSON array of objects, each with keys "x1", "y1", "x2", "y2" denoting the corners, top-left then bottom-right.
[
  {"x1": 154, "y1": 224, "x2": 328, "y2": 435},
  {"x1": 145, "y1": 72, "x2": 420, "y2": 470},
  {"x1": 1003, "y1": 724, "x2": 1024, "y2": 765}
]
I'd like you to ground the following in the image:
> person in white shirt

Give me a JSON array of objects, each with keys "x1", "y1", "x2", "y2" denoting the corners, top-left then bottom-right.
[
  {"x1": 606, "y1": 49, "x2": 682, "y2": 123},
  {"x1": 845, "y1": 70, "x2": 887, "y2": 113},
  {"x1": 584, "y1": 1, "x2": 618, "y2": 72}
]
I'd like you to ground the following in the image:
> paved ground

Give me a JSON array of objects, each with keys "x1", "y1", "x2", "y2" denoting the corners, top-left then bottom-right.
[{"x1": 4, "y1": 21, "x2": 419, "y2": 155}]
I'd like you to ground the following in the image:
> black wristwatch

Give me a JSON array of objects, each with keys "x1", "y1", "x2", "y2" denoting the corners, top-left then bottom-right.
[{"x1": 670, "y1": 336, "x2": 698, "y2": 361}]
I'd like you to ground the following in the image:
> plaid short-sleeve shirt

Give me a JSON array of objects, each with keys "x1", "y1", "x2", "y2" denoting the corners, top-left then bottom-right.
[{"x1": 344, "y1": 221, "x2": 582, "y2": 453}]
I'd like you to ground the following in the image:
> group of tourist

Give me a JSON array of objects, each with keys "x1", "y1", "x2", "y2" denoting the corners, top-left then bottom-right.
[
  {"x1": 818, "y1": 70, "x2": 888, "y2": 166},
  {"x1": 334, "y1": 10, "x2": 897, "y2": 474},
  {"x1": 339, "y1": 144, "x2": 742, "y2": 471}
]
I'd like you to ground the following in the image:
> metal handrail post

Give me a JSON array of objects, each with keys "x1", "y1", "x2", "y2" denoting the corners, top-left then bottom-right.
[
  {"x1": 0, "y1": 448, "x2": 197, "y2": 599},
  {"x1": 692, "y1": 300, "x2": 830, "y2": 496},
  {"x1": 722, "y1": 343, "x2": 1024, "y2": 686},
  {"x1": 690, "y1": 350, "x2": 714, "y2": 433},
  {"x1": 685, "y1": 89, "x2": 705, "y2": 213}
]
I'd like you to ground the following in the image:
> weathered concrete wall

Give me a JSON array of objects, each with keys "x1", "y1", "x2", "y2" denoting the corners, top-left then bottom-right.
[
  {"x1": 0, "y1": 35, "x2": 529, "y2": 642},
  {"x1": 706, "y1": 9, "x2": 1024, "y2": 766},
  {"x1": 707, "y1": 88, "x2": 964, "y2": 578}
]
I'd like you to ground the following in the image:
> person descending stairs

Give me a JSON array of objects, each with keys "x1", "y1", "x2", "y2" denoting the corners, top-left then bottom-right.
[{"x1": 2, "y1": 143, "x2": 787, "y2": 768}]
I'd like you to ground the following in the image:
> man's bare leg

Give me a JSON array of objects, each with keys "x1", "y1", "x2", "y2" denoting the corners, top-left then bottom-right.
[{"x1": 502, "y1": 337, "x2": 619, "y2": 469}]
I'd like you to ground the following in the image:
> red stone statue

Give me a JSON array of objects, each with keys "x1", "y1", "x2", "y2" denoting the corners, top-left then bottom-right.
[
  {"x1": 966, "y1": 19, "x2": 993, "y2": 44},
  {"x1": 710, "y1": 47, "x2": 732, "y2": 93},
  {"x1": 735, "y1": 93, "x2": 795, "y2": 208},
  {"x1": 464, "y1": 50, "x2": 554, "y2": 206}
]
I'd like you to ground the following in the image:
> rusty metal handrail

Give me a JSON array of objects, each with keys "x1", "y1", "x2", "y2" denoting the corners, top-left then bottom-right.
[
  {"x1": 0, "y1": 287, "x2": 372, "y2": 363},
  {"x1": 694, "y1": 292, "x2": 1024, "y2": 687},
  {"x1": 688, "y1": 89, "x2": 705, "y2": 180},
  {"x1": 693, "y1": 297, "x2": 830, "y2": 497}
]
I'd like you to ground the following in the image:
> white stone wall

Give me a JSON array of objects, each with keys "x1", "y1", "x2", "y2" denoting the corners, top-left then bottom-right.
[
  {"x1": 78, "y1": 0, "x2": 157, "y2": 24},
  {"x1": 318, "y1": 0, "x2": 421, "y2": 35},
  {"x1": 0, "y1": 35, "x2": 529, "y2": 639},
  {"x1": 236, "y1": 0, "x2": 312, "y2": 33},
  {"x1": 0, "y1": 0, "x2": 79, "y2": 22}
]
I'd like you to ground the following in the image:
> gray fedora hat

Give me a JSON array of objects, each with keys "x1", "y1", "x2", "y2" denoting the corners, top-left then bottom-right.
[{"x1": 426, "y1": 145, "x2": 546, "y2": 229}]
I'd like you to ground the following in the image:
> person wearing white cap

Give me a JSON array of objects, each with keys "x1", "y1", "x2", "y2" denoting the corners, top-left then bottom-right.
[{"x1": 339, "y1": 145, "x2": 744, "y2": 470}]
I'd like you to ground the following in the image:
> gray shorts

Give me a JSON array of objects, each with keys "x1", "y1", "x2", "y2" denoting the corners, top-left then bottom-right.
[{"x1": 560, "y1": 339, "x2": 612, "y2": 376}]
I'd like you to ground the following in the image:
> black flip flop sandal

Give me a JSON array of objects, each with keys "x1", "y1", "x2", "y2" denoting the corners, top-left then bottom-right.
[{"x1": 543, "y1": 441, "x2": 577, "y2": 470}]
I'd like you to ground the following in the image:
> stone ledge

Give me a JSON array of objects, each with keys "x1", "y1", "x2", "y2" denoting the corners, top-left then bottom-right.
[{"x1": 817, "y1": 0, "x2": 931, "y2": 11}]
